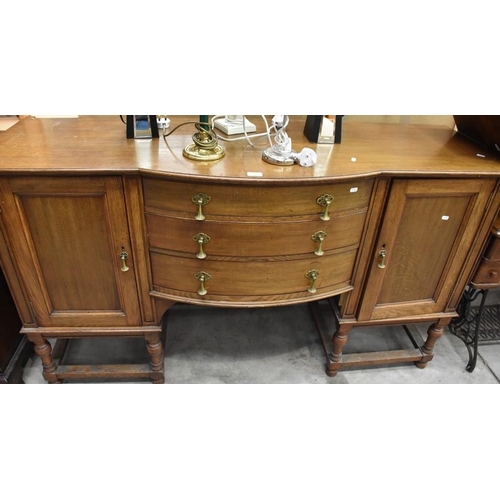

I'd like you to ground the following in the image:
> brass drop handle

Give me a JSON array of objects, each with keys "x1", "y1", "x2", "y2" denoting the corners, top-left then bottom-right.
[
  {"x1": 378, "y1": 246, "x2": 387, "y2": 269},
  {"x1": 194, "y1": 271, "x2": 211, "y2": 296},
  {"x1": 192, "y1": 193, "x2": 211, "y2": 221},
  {"x1": 120, "y1": 247, "x2": 130, "y2": 272},
  {"x1": 317, "y1": 194, "x2": 334, "y2": 221},
  {"x1": 311, "y1": 231, "x2": 327, "y2": 256},
  {"x1": 193, "y1": 232, "x2": 211, "y2": 259},
  {"x1": 305, "y1": 269, "x2": 319, "y2": 293}
]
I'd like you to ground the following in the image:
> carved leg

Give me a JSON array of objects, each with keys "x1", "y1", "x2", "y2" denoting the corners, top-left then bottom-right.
[
  {"x1": 145, "y1": 330, "x2": 165, "y2": 384},
  {"x1": 327, "y1": 323, "x2": 353, "y2": 377},
  {"x1": 27, "y1": 333, "x2": 60, "y2": 383},
  {"x1": 415, "y1": 317, "x2": 450, "y2": 369}
]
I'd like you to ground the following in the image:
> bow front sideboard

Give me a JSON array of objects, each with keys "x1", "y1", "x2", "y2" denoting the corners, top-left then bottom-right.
[{"x1": 0, "y1": 116, "x2": 498, "y2": 383}]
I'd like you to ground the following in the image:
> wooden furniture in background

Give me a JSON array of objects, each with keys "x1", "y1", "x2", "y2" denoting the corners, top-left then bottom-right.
[
  {"x1": 0, "y1": 116, "x2": 499, "y2": 382},
  {"x1": 454, "y1": 115, "x2": 500, "y2": 156},
  {"x1": 0, "y1": 266, "x2": 33, "y2": 383},
  {"x1": 449, "y1": 215, "x2": 500, "y2": 371}
]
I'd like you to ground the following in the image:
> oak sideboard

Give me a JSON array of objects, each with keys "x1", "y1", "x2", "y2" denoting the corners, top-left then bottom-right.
[{"x1": 0, "y1": 115, "x2": 498, "y2": 383}]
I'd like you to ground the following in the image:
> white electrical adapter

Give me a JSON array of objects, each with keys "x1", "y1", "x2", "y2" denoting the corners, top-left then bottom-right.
[
  {"x1": 214, "y1": 116, "x2": 257, "y2": 135},
  {"x1": 157, "y1": 116, "x2": 170, "y2": 130},
  {"x1": 272, "y1": 115, "x2": 285, "y2": 128},
  {"x1": 297, "y1": 148, "x2": 317, "y2": 167}
]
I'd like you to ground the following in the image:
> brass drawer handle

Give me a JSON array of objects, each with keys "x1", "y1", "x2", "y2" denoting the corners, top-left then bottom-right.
[
  {"x1": 311, "y1": 231, "x2": 327, "y2": 256},
  {"x1": 378, "y1": 246, "x2": 387, "y2": 269},
  {"x1": 194, "y1": 271, "x2": 211, "y2": 296},
  {"x1": 193, "y1": 232, "x2": 211, "y2": 259},
  {"x1": 119, "y1": 247, "x2": 130, "y2": 272},
  {"x1": 305, "y1": 269, "x2": 319, "y2": 293},
  {"x1": 316, "y1": 194, "x2": 334, "y2": 221},
  {"x1": 192, "y1": 193, "x2": 211, "y2": 221}
]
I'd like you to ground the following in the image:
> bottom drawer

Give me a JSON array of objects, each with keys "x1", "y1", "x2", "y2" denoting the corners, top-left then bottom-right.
[{"x1": 150, "y1": 250, "x2": 357, "y2": 302}]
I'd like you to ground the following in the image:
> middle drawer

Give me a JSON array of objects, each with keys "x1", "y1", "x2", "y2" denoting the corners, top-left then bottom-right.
[{"x1": 147, "y1": 212, "x2": 366, "y2": 258}]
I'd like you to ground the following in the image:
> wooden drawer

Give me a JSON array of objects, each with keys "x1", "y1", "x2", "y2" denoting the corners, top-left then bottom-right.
[
  {"x1": 146, "y1": 211, "x2": 366, "y2": 258},
  {"x1": 150, "y1": 250, "x2": 357, "y2": 301},
  {"x1": 471, "y1": 257, "x2": 500, "y2": 288},
  {"x1": 483, "y1": 234, "x2": 500, "y2": 260},
  {"x1": 143, "y1": 177, "x2": 373, "y2": 219},
  {"x1": 471, "y1": 232, "x2": 500, "y2": 288}
]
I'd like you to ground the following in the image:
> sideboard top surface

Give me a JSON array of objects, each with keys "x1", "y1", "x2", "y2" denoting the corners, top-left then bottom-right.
[{"x1": 0, "y1": 115, "x2": 498, "y2": 182}]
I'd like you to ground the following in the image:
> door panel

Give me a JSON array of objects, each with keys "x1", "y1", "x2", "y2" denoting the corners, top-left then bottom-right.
[
  {"x1": 21, "y1": 194, "x2": 121, "y2": 311},
  {"x1": 376, "y1": 195, "x2": 469, "y2": 304},
  {"x1": 0, "y1": 177, "x2": 141, "y2": 327}
]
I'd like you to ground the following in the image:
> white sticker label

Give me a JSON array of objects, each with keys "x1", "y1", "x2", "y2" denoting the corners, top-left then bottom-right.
[
  {"x1": 442, "y1": 215, "x2": 450, "y2": 220},
  {"x1": 247, "y1": 172, "x2": 263, "y2": 177},
  {"x1": 350, "y1": 187, "x2": 358, "y2": 193}
]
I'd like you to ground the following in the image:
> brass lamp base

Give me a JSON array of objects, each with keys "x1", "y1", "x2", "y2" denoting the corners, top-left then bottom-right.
[
  {"x1": 182, "y1": 124, "x2": 225, "y2": 161},
  {"x1": 183, "y1": 143, "x2": 225, "y2": 161}
]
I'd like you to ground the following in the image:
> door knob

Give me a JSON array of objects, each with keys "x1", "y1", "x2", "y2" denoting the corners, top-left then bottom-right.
[
  {"x1": 119, "y1": 247, "x2": 130, "y2": 272},
  {"x1": 378, "y1": 246, "x2": 387, "y2": 269}
]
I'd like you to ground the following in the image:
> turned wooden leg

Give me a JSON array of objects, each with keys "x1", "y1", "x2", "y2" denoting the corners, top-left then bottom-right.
[
  {"x1": 327, "y1": 323, "x2": 353, "y2": 377},
  {"x1": 27, "y1": 333, "x2": 60, "y2": 383},
  {"x1": 415, "y1": 317, "x2": 450, "y2": 369},
  {"x1": 145, "y1": 330, "x2": 165, "y2": 384}
]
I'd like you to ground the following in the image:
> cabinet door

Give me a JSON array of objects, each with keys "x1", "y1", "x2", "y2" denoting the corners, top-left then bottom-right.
[
  {"x1": 358, "y1": 178, "x2": 496, "y2": 321},
  {"x1": 0, "y1": 177, "x2": 141, "y2": 328}
]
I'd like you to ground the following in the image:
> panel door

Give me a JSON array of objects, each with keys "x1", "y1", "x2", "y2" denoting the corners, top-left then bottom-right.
[
  {"x1": 0, "y1": 176, "x2": 141, "y2": 328},
  {"x1": 358, "y1": 178, "x2": 497, "y2": 321}
]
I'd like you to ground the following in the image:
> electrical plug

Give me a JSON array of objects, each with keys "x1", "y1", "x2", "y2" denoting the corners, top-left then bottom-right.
[
  {"x1": 157, "y1": 115, "x2": 170, "y2": 130},
  {"x1": 272, "y1": 115, "x2": 285, "y2": 128},
  {"x1": 291, "y1": 148, "x2": 317, "y2": 167}
]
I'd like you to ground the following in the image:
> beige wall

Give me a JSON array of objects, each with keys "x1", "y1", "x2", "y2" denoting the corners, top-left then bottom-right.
[{"x1": 343, "y1": 115, "x2": 455, "y2": 128}]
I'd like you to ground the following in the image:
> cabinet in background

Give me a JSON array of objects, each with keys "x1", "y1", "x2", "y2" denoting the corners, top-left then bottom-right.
[{"x1": 0, "y1": 266, "x2": 32, "y2": 383}]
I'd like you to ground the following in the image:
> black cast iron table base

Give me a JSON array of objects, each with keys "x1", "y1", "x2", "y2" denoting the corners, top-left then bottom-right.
[{"x1": 449, "y1": 286, "x2": 500, "y2": 372}]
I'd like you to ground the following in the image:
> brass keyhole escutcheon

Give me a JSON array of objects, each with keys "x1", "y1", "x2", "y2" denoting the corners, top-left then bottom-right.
[
  {"x1": 316, "y1": 194, "x2": 334, "y2": 221},
  {"x1": 378, "y1": 246, "x2": 387, "y2": 269},
  {"x1": 194, "y1": 271, "x2": 211, "y2": 296},
  {"x1": 119, "y1": 247, "x2": 129, "y2": 272},
  {"x1": 311, "y1": 231, "x2": 327, "y2": 256},
  {"x1": 192, "y1": 193, "x2": 211, "y2": 221},
  {"x1": 193, "y1": 232, "x2": 211, "y2": 259},
  {"x1": 305, "y1": 269, "x2": 319, "y2": 293}
]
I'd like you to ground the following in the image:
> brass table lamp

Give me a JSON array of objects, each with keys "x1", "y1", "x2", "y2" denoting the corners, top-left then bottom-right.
[{"x1": 183, "y1": 116, "x2": 225, "y2": 161}]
